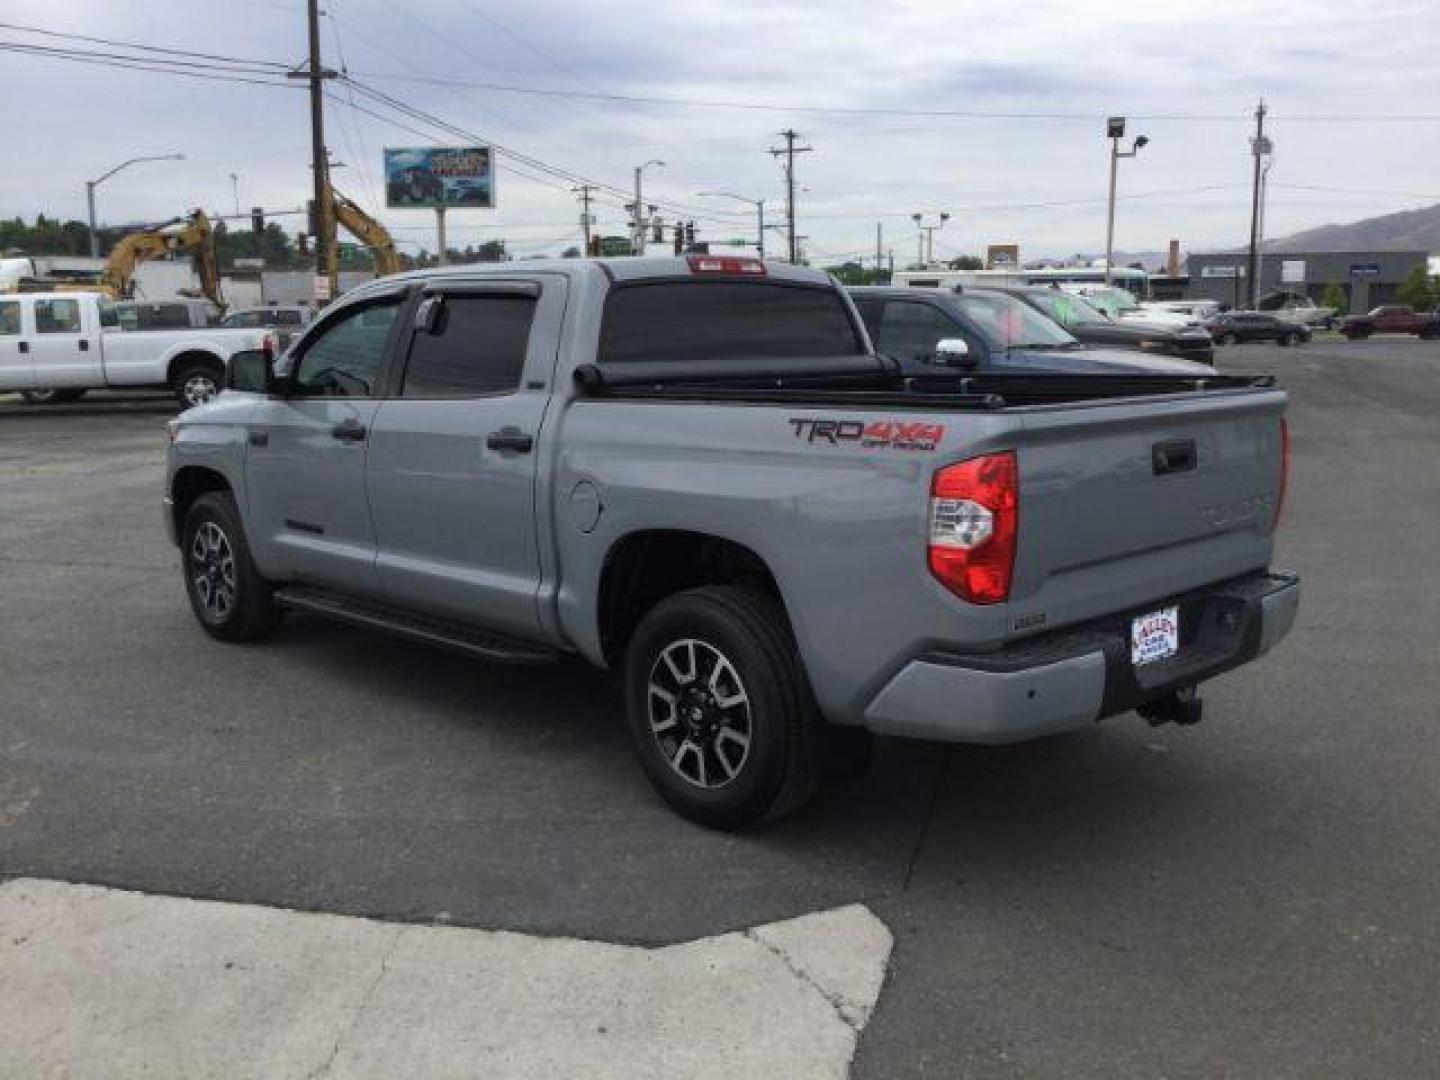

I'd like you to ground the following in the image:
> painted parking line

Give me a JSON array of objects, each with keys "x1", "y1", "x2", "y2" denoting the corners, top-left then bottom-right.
[{"x1": 0, "y1": 878, "x2": 892, "y2": 1079}]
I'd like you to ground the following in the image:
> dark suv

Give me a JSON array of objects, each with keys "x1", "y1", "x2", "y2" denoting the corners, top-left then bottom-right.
[
  {"x1": 1205, "y1": 311, "x2": 1310, "y2": 347},
  {"x1": 988, "y1": 285, "x2": 1214, "y2": 364},
  {"x1": 848, "y1": 287, "x2": 1214, "y2": 375}
]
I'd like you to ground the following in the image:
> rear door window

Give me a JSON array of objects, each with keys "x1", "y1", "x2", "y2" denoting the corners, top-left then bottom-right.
[
  {"x1": 0, "y1": 300, "x2": 20, "y2": 336},
  {"x1": 873, "y1": 300, "x2": 965, "y2": 364},
  {"x1": 599, "y1": 281, "x2": 862, "y2": 364},
  {"x1": 35, "y1": 298, "x2": 81, "y2": 333},
  {"x1": 400, "y1": 294, "x2": 537, "y2": 398}
]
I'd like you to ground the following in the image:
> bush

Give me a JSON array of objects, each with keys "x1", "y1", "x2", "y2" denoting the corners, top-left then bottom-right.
[
  {"x1": 1319, "y1": 281, "x2": 1348, "y2": 316},
  {"x1": 1396, "y1": 265, "x2": 1438, "y2": 310}
]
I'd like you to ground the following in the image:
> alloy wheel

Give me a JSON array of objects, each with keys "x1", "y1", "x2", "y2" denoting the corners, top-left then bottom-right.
[
  {"x1": 647, "y1": 638, "x2": 753, "y2": 790},
  {"x1": 190, "y1": 521, "x2": 237, "y2": 621}
]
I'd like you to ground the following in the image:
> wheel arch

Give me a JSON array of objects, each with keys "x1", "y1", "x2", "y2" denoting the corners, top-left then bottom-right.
[
  {"x1": 165, "y1": 347, "x2": 226, "y2": 386},
  {"x1": 595, "y1": 529, "x2": 790, "y2": 667},
  {"x1": 170, "y1": 465, "x2": 234, "y2": 545}
]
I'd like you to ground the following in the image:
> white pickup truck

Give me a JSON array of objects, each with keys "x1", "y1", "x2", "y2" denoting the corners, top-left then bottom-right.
[{"x1": 0, "y1": 291, "x2": 271, "y2": 407}]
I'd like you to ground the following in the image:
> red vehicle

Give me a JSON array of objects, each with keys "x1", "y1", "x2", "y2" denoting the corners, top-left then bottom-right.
[{"x1": 1339, "y1": 305, "x2": 1440, "y2": 340}]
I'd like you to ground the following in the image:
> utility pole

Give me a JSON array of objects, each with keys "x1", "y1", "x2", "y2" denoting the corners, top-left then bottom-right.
[
  {"x1": 230, "y1": 173, "x2": 240, "y2": 218},
  {"x1": 631, "y1": 160, "x2": 664, "y2": 255},
  {"x1": 295, "y1": 0, "x2": 336, "y2": 302},
  {"x1": 769, "y1": 129, "x2": 811, "y2": 263},
  {"x1": 1246, "y1": 99, "x2": 1269, "y2": 308},
  {"x1": 573, "y1": 184, "x2": 597, "y2": 250}
]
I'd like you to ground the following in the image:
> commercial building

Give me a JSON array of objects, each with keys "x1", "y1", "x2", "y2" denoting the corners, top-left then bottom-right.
[{"x1": 1186, "y1": 250, "x2": 1429, "y2": 313}]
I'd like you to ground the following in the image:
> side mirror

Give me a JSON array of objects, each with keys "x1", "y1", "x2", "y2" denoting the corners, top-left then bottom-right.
[
  {"x1": 415, "y1": 295, "x2": 445, "y2": 335},
  {"x1": 226, "y1": 349, "x2": 276, "y2": 394},
  {"x1": 933, "y1": 338, "x2": 976, "y2": 369}
]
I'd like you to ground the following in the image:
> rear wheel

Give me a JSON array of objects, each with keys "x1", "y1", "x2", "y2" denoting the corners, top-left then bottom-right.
[
  {"x1": 173, "y1": 362, "x2": 223, "y2": 408},
  {"x1": 624, "y1": 586, "x2": 819, "y2": 829},
  {"x1": 1279, "y1": 331, "x2": 1300, "y2": 347},
  {"x1": 181, "y1": 491, "x2": 280, "y2": 642},
  {"x1": 1218, "y1": 332, "x2": 1239, "y2": 346},
  {"x1": 20, "y1": 388, "x2": 86, "y2": 404}
]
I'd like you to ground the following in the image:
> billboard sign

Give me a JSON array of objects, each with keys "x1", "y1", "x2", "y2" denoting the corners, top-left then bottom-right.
[{"x1": 384, "y1": 147, "x2": 493, "y2": 209}]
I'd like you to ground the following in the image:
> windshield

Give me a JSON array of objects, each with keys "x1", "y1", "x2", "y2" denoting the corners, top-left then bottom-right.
[
  {"x1": 959, "y1": 292, "x2": 1077, "y2": 349},
  {"x1": 1025, "y1": 289, "x2": 1110, "y2": 327}
]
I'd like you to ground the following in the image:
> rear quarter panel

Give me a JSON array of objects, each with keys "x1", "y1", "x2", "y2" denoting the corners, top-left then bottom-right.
[{"x1": 550, "y1": 398, "x2": 1020, "y2": 725}]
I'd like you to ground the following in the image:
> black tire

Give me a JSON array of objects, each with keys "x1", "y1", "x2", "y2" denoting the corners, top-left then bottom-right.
[
  {"x1": 173, "y1": 361, "x2": 223, "y2": 409},
  {"x1": 1279, "y1": 331, "x2": 1299, "y2": 347},
  {"x1": 624, "y1": 586, "x2": 819, "y2": 830},
  {"x1": 181, "y1": 491, "x2": 280, "y2": 642},
  {"x1": 20, "y1": 388, "x2": 86, "y2": 404},
  {"x1": 1218, "y1": 332, "x2": 1239, "y2": 346}
]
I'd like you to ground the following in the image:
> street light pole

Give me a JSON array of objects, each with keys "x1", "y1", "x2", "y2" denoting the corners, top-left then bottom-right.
[
  {"x1": 696, "y1": 192, "x2": 766, "y2": 258},
  {"x1": 911, "y1": 212, "x2": 950, "y2": 268},
  {"x1": 632, "y1": 160, "x2": 664, "y2": 255},
  {"x1": 1247, "y1": 100, "x2": 1271, "y2": 308},
  {"x1": 1256, "y1": 153, "x2": 1273, "y2": 295},
  {"x1": 1103, "y1": 117, "x2": 1148, "y2": 287},
  {"x1": 84, "y1": 153, "x2": 186, "y2": 257}
]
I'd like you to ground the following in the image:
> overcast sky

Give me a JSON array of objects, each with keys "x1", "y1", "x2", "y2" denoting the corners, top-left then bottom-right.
[{"x1": 2, "y1": 0, "x2": 1437, "y2": 264}]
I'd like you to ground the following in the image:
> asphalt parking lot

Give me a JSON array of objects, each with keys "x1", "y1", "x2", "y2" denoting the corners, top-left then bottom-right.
[{"x1": 2, "y1": 337, "x2": 1438, "y2": 1077}]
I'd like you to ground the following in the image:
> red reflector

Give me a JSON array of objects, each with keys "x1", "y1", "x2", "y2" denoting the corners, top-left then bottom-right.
[
  {"x1": 1274, "y1": 417, "x2": 1289, "y2": 529},
  {"x1": 686, "y1": 255, "x2": 766, "y2": 276},
  {"x1": 928, "y1": 451, "x2": 1018, "y2": 605}
]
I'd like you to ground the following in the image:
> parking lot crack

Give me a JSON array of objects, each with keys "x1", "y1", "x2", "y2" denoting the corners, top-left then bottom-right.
[
  {"x1": 302, "y1": 925, "x2": 408, "y2": 1080},
  {"x1": 743, "y1": 927, "x2": 867, "y2": 1031}
]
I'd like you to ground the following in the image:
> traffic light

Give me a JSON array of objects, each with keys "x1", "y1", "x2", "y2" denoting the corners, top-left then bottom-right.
[
  {"x1": 652, "y1": 217, "x2": 664, "y2": 245},
  {"x1": 297, "y1": 233, "x2": 310, "y2": 255},
  {"x1": 251, "y1": 207, "x2": 265, "y2": 236},
  {"x1": 673, "y1": 224, "x2": 684, "y2": 255},
  {"x1": 685, "y1": 220, "x2": 696, "y2": 247},
  {"x1": 306, "y1": 199, "x2": 318, "y2": 238},
  {"x1": 587, "y1": 235, "x2": 601, "y2": 257}
]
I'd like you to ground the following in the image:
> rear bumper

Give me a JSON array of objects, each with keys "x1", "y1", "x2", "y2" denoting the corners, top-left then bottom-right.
[{"x1": 862, "y1": 570, "x2": 1299, "y2": 744}]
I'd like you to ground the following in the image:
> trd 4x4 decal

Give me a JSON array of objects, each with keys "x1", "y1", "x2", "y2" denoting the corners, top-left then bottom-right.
[{"x1": 789, "y1": 417, "x2": 945, "y2": 452}]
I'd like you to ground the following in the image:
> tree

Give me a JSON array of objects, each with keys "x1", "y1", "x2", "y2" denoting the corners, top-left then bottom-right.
[
  {"x1": 1396, "y1": 264, "x2": 1437, "y2": 311},
  {"x1": 946, "y1": 255, "x2": 983, "y2": 271},
  {"x1": 1319, "y1": 281, "x2": 1348, "y2": 316},
  {"x1": 561, "y1": 246, "x2": 581, "y2": 259}
]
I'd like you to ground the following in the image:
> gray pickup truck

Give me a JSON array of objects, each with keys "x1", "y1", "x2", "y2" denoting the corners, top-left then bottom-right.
[{"x1": 165, "y1": 256, "x2": 1299, "y2": 828}]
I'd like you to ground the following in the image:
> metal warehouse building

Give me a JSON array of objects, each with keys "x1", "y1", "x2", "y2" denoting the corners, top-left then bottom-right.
[{"x1": 1185, "y1": 250, "x2": 1429, "y2": 313}]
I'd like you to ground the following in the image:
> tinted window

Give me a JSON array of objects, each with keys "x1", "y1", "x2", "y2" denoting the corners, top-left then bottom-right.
[
  {"x1": 136, "y1": 304, "x2": 193, "y2": 330},
  {"x1": 958, "y1": 293, "x2": 1075, "y2": 348},
  {"x1": 97, "y1": 301, "x2": 119, "y2": 328},
  {"x1": 0, "y1": 300, "x2": 20, "y2": 335},
  {"x1": 401, "y1": 295, "x2": 536, "y2": 398},
  {"x1": 872, "y1": 301, "x2": 964, "y2": 364},
  {"x1": 224, "y1": 312, "x2": 263, "y2": 328},
  {"x1": 292, "y1": 298, "x2": 401, "y2": 398},
  {"x1": 275, "y1": 309, "x2": 303, "y2": 326},
  {"x1": 599, "y1": 281, "x2": 861, "y2": 364},
  {"x1": 35, "y1": 298, "x2": 80, "y2": 334}
]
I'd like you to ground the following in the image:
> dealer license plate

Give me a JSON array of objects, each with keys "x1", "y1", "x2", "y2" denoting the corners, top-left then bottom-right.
[{"x1": 1131, "y1": 606, "x2": 1180, "y2": 667}]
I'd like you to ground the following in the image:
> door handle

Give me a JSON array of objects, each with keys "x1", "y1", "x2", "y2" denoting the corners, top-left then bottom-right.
[
  {"x1": 485, "y1": 429, "x2": 534, "y2": 454},
  {"x1": 17, "y1": 341, "x2": 27, "y2": 354},
  {"x1": 78, "y1": 339, "x2": 90, "y2": 352},
  {"x1": 248, "y1": 429, "x2": 269, "y2": 448},
  {"x1": 331, "y1": 418, "x2": 367, "y2": 443}
]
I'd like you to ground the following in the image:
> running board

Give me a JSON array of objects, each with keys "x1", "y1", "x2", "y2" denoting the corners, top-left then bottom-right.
[{"x1": 274, "y1": 587, "x2": 558, "y2": 665}]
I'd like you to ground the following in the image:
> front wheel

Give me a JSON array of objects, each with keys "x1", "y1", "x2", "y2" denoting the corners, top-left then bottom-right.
[
  {"x1": 173, "y1": 363, "x2": 223, "y2": 408},
  {"x1": 181, "y1": 491, "x2": 280, "y2": 642},
  {"x1": 1279, "y1": 331, "x2": 1300, "y2": 347},
  {"x1": 624, "y1": 586, "x2": 818, "y2": 830},
  {"x1": 1218, "y1": 332, "x2": 1239, "y2": 346}
]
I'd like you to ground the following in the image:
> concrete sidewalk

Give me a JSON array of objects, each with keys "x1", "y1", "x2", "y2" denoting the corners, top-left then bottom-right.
[{"x1": 0, "y1": 878, "x2": 892, "y2": 1079}]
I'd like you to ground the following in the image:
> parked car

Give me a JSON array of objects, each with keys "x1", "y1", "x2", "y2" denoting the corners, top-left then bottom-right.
[
  {"x1": 849, "y1": 286, "x2": 1213, "y2": 374},
  {"x1": 1338, "y1": 305, "x2": 1440, "y2": 340},
  {"x1": 0, "y1": 291, "x2": 272, "y2": 406},
  {"x1": 1205, "y1": 311, "x2": 1311, "y2": 346},
  {"x1": 221, "y1": 305, "x2": 313, "y2": 349},
  {"x1": 1061, "y1": 285, "x2": 1203, "y2": 329},
  {"x1": 988, "y1": 285, "x2": 1214, "y2": 364},
  {"x1": 166, "y1": 256, "x2": 1298, "y2": 829},
  {"x1": 1146, "y1": 299, "x2": 1221, "y2": 322},
  {"x1": 1254, "y1": 290, "x2": 1336, "y2": 329},
  {"x1": 112, "y1": 299, "x2": 222, "y2": 331}
]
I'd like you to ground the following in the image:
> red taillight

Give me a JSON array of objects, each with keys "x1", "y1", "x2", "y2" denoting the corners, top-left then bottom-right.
[
  {"x1": 1274, "y1": 417, "x2": 1289, "y2": 529},
  {"x1": 686, "y1": 255, "x2": 766, "y2": 276},
  {"x1": 261, "y1": 332, "x2": 276, "y2": 358},
  {"x1": 928, "y1": 451, "x2": 1018, "y2": 605}
]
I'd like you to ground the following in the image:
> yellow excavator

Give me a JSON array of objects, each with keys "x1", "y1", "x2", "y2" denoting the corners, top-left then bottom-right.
[
  {"x1": 15, "y1": 209, "x2": 226, "y2": 314},
  {"x1": 331, "y1": 188, "x2": 402, "y2": 285},
  {"x1": 103, "y1": 209, "x2": 226, "y2": 314}
]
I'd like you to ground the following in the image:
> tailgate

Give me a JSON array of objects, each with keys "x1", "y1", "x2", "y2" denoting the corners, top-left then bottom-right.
[{"x1": 1007, "y1": 388, "x2": 1286, "y2": 634}]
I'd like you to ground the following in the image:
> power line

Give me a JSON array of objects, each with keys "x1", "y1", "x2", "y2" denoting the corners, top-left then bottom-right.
[
  {"x1": 0, "y1": 20, "x2": 291, "y2": 68},
  {"x1": 0, "y1": 42, "x2": 300, "y2": 88}
]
